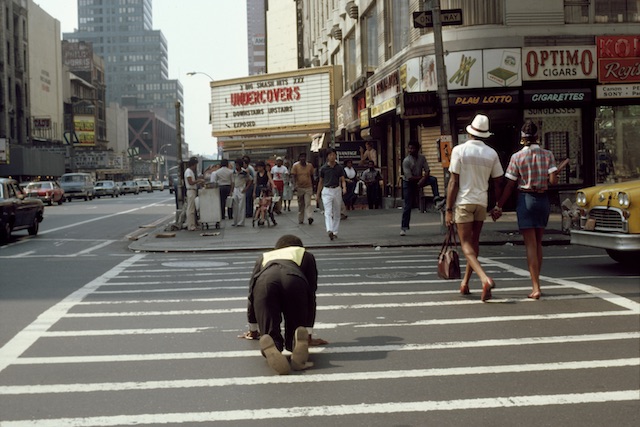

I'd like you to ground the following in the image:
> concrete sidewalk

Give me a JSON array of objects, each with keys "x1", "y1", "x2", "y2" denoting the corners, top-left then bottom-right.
[{"x1": 128, "y1": 201, "x2": 570, "y2": 253}]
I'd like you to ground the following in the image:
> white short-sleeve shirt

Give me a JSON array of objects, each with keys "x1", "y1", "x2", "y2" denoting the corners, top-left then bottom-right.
[{"x1": 449, "y1": 139, "x2": 503, "y2": 207}]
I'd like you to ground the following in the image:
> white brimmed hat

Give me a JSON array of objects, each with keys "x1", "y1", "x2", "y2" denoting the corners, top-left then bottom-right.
[{"x1": 466, "y1": 114, "x2": 492, "y2": 138}]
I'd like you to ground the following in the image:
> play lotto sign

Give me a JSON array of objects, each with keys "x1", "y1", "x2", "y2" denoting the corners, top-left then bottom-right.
[{"x1": 210, "y1": 67, "x2": 336, "y2": 137}]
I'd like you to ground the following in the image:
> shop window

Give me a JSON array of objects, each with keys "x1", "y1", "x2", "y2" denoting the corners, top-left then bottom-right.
[
  {"x1": 595, "y1": 106, "x2": 640, "y2": 183},
  {"x1": 524, "y1": 109, "x2": 584, "y2": 185}
]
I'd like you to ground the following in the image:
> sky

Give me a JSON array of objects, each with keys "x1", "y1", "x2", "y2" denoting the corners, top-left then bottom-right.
[{"x1": 34, "y1": 0, "x2": 250, "y2": 158}]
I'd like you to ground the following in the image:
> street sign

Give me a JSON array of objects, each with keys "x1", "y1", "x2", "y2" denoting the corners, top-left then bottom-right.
[
  {"x1": 127, "y1": 147, "x2": 139, "y2": 157},
  {"x1": 413, "y1": 9, "x2": 463, "y2": 28}
]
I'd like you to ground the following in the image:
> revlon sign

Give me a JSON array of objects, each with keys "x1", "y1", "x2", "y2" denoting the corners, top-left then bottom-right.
[
  {"x1": 597, "y1": 36, "x2": 640, "y2": 83},
  {"x1": 523, "y1": 46, "x2": 596, "y2": 80}
]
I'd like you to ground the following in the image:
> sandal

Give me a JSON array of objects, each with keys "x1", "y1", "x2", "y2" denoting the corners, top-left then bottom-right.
[{"x1": 238, "y1": 330, "x2": 260, "y2": 340}]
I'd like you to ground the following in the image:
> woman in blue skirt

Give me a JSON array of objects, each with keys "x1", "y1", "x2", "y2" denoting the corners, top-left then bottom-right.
[{"x1": 493, "y1": 120, "x2": 568, "y2": 299}]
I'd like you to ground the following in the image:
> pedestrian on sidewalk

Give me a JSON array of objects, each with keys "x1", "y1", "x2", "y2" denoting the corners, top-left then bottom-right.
[
  {"x1": 231, "y1": 158, "x2": 253, "y2": 227},
  {"x1": 270, "y1": 157, "x2": 288, "y2": 214},
  {"x1": 210, "y1": 159, "x2": 233, "y2": 220},
  {"x1": 401, "y1": 140, "x2": 442, "y2": 235},
  {"x1": 317, "y1": 148, "x2": 347, "y2": 240},
  {"x1": 291, "y1": 152, "x2": 315, "y2": 225},
  {"x1": 184, "y1": 156, "x2": 204, "y2": 231},
  {"x1": 281, "y1": 164, "x2": 293, "y2": 211},
  {"x1": 361, "y1": 160, "x2": 382, "y2": 209},
  {"x1": 493, "y1": 120, "x2": 569, "y2": 300},
  {"x1": 343, "y1": 159, "x2": 358, "y2": 210},
  {"x1": 245, "y1": 234, "x2": 320, "y2": 374},
  {"x1": 242, "y1": 156, "x2": 256, "y2": 219},
  {"x1": 445, "y1": 114, "x2": 504, "y2": 301}
]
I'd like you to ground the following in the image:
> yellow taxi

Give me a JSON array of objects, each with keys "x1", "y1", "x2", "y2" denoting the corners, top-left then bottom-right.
[{"x1": 570, "y1": 180, "x2": 640, "y2": 264}]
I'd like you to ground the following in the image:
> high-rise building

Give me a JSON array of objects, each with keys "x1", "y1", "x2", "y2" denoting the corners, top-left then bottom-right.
[
  {"x1": 63, "y1": 0, "x2": 183, "y2": 128},
  {"x1": 246, "y1": 0, "x2": 266, "y2": 75},
  {"x1": 62, "y1": 0, "x2": 182, "y2": 169}
]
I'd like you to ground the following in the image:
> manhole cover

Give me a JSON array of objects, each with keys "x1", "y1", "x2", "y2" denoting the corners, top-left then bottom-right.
[
  {"x1": 162, "y1": 261, "x2": 229, "y2": 268},
  {"x1": 366, "y1": 271, "x2": 418, "y2": 279}
]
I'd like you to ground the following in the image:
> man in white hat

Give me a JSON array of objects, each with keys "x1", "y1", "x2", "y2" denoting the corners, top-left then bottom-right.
[{"x1": 445, "y1": 114, "x2": 504, "y2": 302}]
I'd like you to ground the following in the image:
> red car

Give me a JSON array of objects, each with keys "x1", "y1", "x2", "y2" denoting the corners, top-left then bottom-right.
[{"x1": 25, "y1": 181, "x2": 65, "y2": 205}]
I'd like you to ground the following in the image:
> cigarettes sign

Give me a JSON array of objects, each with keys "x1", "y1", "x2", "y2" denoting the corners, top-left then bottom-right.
[{"x1": 210, "y1": 66, "x2": 337, "y2": 137}]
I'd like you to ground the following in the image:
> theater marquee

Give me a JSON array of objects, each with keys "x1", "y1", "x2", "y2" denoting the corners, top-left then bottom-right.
[{"x1": 210, "y1": 66, "x2": 339, "y2": 137}]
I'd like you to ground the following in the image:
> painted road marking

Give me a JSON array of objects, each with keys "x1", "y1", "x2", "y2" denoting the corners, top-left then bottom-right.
[
  {"x1": 0, "y1": 254, "x2": 145, "y2": 375},
  {"x1": 1, "y1": 391, "x2": 637, "y2": 426},
  {"x1": 1, "y1": 358, "x2": 637, "y2": 395},
  {"x1": 13, "y1": 332, "x2": 640, "y2": 364}
]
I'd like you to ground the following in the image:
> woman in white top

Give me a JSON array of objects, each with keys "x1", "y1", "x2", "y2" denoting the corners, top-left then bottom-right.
[{"x1": 343, "y1": 159, "x2": 358, "y2": 210}]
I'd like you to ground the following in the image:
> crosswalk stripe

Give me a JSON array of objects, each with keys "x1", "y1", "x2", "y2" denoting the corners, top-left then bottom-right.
[
  {"x1": 1, "y1": 358, "x2": 637, "y2": 395},
  {"x1": 1, "y1": 391, "x2": 637, "y2": 425},
  {"x1": 13, "y1": 332, "x2": 640, "y2": 364}
]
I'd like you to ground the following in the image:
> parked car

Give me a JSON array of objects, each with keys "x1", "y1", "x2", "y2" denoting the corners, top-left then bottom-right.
[
  {"x1": 59, "y1": 172, "x2": 95, "y2": 201},
  {"x1": 120, "y1": 181, "x2": 139, "y2": 195},
  {"x1": 151, "y1": 180, "x2": 164, "y2": 191},
  {"x1": 162, "y1": 179, "x2": 169, "y2": 190},
  {"x1": 94, "y1": 180, "x2": 120, "y2": 198},
  {"x1": 570, "y1": 179, "x2": 640, "y2": 264},
  {"x1": 0, "y1": 178, "x2": 45, "y2": 243},
  {"x1": 135, "y1": 178, "x2": 153, "y2": 193},
  {"x1": 25, "y1": 181, "x2": 65, "y2": 205}
]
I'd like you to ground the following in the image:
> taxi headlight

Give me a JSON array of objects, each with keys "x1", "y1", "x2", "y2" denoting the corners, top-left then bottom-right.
[
  {"x1": 617, "y1": 192, "x2": 630, "y2": 208},
  {"x1": 576, "y1": 191, "x2": 587, "y2": 207}
]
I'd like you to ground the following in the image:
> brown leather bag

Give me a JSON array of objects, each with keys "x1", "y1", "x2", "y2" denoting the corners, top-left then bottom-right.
[{"x1": 438, "y1": 225, "x2": 461, "y2": 280}]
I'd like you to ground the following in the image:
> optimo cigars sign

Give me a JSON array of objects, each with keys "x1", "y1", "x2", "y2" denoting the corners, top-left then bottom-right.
[{"x1": 210, "y1": 66, "x2": 339, "y2": 137}]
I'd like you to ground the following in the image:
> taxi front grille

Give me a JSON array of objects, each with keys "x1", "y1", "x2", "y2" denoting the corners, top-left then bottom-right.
[{"x1": 588, "y1": 207, "x2": 625, "y2": 232}]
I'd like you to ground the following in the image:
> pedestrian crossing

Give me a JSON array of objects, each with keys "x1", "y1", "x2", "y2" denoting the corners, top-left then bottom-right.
[{"x1": 0, "y1": 248, "x2": 638, "y2": 426}]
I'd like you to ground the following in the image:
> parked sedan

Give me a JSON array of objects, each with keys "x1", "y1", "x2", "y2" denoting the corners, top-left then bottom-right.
[
  {"x1": 120, "y1": 181, "x2": 139, "y2": 195},
  {"x1": 94, "y1": 180, "x2": 120, "y2": 198},
  {"x1": 151, "y1": 180, "x2": 164, "y2": 191},
  {"x1": 0, "y1": 178, "x2": 45, "y2": 243},
  {"x1": 25, "y1": 181, "x2": 65, "y2": 205},
  {"x1": 135, "y1": 178, "x2": 153, "y2": 193}
]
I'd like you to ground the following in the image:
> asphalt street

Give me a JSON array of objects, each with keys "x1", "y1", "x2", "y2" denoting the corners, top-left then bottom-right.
[{"x1": 0, "y1": 193, "x2": 638, "y2": 426}]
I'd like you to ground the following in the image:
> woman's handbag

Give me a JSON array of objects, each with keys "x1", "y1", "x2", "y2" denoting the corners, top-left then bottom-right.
[{"x1": 438, "y1": 225, "x2": 461, "y2": 280}]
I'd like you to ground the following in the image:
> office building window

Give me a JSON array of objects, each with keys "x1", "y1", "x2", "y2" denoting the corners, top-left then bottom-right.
[
  {"x1": 565, "y1": 0, "x2": 590, "y2": 22},
  {"x1": 440, "y1": 0, "x2": 502, "y2": 25},
  {"x1": 595, "y1": 0, "x2": 639, "y2": 22},
  {"x1": 384, "y1": 0, "x2": 409, "y2": 60},
  {"x1": 344, "y1": 31, "x2": 356, "y2": 88},
  {"x1": 362, "y1": 3, "x2": 378, "y2": 70}
]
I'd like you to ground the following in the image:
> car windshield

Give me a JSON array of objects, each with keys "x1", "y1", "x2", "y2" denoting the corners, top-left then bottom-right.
[
  {"x1": 61, "y1": 175, "x2": 85, "y2": 182},
  {"x1": 27, "y1": 183, "x2": 51, "y2": 190}
]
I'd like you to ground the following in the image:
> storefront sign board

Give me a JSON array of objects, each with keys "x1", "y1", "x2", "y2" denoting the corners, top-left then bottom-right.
[
  {"x1": 597, "y1": 35, "x2": 640, "y2": 83},
  {"x1": 484, "y1": 49, "x2": 522, "y2": 88},
  {"x1": 449, "y1": 91, "x2": 519, "y2": 107},
  {"x1": 524, "y1": 89, "x2": 591, "y2": 104},
  {"x1": 445, "y1": 50, "x2": 483, "y2": 89},
  {"x1": 523, "y1": 46, "x2": 596, "y2": 80},
  {"x1": 596, "y1": 83, "x2": 640, "y2": 99},
  {"x1": 210, "y1": 67, "x2": 336, "y2": 137}
]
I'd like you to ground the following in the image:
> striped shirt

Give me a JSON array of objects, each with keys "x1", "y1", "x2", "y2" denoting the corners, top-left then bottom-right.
[{"x1": 505, "y1": 144, "x2": 558, "y2": 191}]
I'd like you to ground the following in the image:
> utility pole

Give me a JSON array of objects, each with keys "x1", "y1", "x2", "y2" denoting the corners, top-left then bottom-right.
[
  {"x1": 432, "y1": 0, "x2": 451, "y2": 138},
  {"x1": 431, "y1": 0, "x2": 453, "y2": 193}
]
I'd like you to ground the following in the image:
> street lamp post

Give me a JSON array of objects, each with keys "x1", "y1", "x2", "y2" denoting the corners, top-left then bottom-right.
[
  {"x1": 186, "y1": 71, "x2": 214, "y2": 80},
  {"x1": 158, "y1": 143, "x2": 172, "y2": 180}
]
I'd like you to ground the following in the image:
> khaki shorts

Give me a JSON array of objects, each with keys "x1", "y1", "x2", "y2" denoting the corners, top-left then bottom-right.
[{"x1": 455, "y1": 204, "x2": 487, "y2": 223}]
